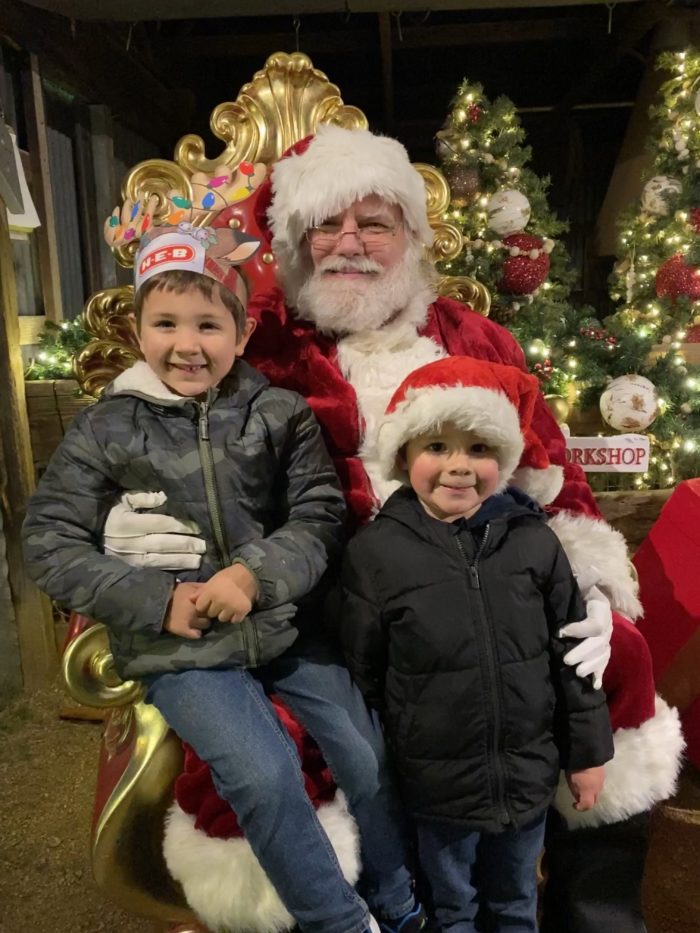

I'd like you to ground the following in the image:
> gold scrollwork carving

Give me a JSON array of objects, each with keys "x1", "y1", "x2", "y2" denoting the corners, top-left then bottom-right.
[
  {"x1": 436, "y1": 275, "x2": 492, "y2": 317},
  {"x1": 414, "y1": 163, "x2": 452, "y2": 219},
  {"x1": 62, "y1": 623, "x2": 143, "y2": 709},
  {"x1": 103, "y1": 706, "x2": 135, "y2": 760},
  {"x1": 75, "y1": 287, "x2": 141, "y2": 397},
  {"x1": 175, "y1": 52, "x2": 368, "y2": 174},
  {"x1": 428, "y1": 222, "x2": 464, "y2": 264}
]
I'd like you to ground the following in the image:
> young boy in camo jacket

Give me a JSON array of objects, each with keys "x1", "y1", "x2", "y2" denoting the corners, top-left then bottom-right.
[{"x1": 23, "y1": 213, "x2": 425, "y2": 933}]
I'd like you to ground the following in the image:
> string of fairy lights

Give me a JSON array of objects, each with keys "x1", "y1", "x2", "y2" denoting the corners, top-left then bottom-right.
[
  {"x1": 606, "y1": 49, "x2": 700, "y2": 487},
  {"x1": 22, "y1": 51, "x2": 700, "y2": 488},
  {"x1": 437, "y1": 50, "x2": 700, "y2": 490},
  {"x1": 24, "y1": 317, "x2": 88, "y2": 381}
]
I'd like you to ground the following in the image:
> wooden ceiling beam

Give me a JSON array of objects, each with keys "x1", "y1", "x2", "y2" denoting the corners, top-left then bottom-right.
[
  {"x1": 152, "y1": 16, "x2": 605, "y2": 60},
  {"x1": 553, "y1": 0, "x2": 695, "y2": 115}
]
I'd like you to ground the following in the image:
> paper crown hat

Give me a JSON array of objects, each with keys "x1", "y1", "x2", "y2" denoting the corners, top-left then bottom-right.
[
  {"x1": 104, "y1": 161, "x2": 267, "y2": 306},
  {"x1": 377, "y1": 355, "x2": 564, "y2": 505}
]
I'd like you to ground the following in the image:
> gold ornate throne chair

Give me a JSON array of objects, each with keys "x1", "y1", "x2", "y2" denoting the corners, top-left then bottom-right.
[{"x1": 62, "y1": 51, "x2": 490, "y2": 931}]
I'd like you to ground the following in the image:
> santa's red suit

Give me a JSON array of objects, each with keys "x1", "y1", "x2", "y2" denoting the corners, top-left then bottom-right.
[{"x1": 161, "y1": 127, "x2": 683, "y2": 933}]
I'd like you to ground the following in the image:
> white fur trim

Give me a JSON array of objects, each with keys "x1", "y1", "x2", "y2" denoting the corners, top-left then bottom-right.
[
  {"x1": 270, "y1": 125, "x2": 433, "y2": 245},
  {"x1": 510, "y1": 464, "x2": 564, "y2": 507},
  {"x1": 553, "y1": 696, "x2": 685, "y2": 829},
  {"x1": 547, "y1": 511, "x2": 643, "y2": 621},
  {"x1": 377, "y1": 384, "x2": 524, "y2": 488},
  {"x1": 111, "y1": 360, "x2": 184, "y2": 402},
  {"x1": 338, "y1": 323, "x2": 446, "y2": 505},
  {"x1": 270, "y1": 125, "x2": 433, "y2": 298},
  {"x1": 163, "y1": 793, "x2": 361, "y2": 933}
]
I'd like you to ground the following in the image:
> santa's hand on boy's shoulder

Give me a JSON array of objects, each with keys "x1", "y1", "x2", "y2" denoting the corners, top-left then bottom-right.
[
  {"x1": 565, "y1": 765, "x2": 605, "y2": 811},
  {"x1": 104, "y1": 491, "x2": 206, "y2": 570},
  {"x1": 558, "y1": 583, "x2": 612, "y2": 690},
  {"x1": 163, "y1": 582, "x2": 211, "y2": 640}
]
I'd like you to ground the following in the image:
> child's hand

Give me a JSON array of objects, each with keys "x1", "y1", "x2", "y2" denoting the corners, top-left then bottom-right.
[
  {"x1": 565, "y1": 766, "x2": 605, "y2": 811},
  {"x1": 163, "y1": 582, "x2": 211, "y2": 639},
  {"x1": 192, "y1": 565, "x2": 258, "y2": 623}
]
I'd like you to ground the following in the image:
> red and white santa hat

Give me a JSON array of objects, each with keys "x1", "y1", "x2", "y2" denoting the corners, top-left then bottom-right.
[
  {"x1": 377, "y1": 355, "x2": 564, "y2": 503},
  {"x1": 256, "y1": 125, "x2": 434, "y2": 292}
]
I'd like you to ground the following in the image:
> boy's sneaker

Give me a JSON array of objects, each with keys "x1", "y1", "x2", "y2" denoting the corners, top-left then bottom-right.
[{"x1": 378, "y1": 902, "x2": 427, "y2": 933}]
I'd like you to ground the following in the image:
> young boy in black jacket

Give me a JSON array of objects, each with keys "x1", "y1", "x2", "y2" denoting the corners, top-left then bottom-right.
[{"x1": 340, "y1": 356, "x2": 614, "y2": 933}]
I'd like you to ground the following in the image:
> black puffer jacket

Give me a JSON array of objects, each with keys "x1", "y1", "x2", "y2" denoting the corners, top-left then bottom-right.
[{"x1": 340, "y1": 487, "x2": 613, "y2": 833}]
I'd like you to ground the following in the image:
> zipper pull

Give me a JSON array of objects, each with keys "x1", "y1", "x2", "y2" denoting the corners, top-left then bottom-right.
[
  {"x1": 198, "y1": 402, "x2": 209, "y2": 441},
  {"x1": 468, "y1": 564, "x2": 480, "y2": 589}
]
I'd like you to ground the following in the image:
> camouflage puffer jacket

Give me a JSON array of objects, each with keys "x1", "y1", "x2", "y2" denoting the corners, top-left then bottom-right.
[{"x1": 23, "y1": 360, "x2": 346, "y2": 679}]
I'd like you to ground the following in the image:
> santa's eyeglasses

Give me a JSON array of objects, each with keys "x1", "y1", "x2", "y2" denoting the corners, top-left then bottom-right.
[{"x1": 305, "y1": 222, "x2": 399, "y2": 250}]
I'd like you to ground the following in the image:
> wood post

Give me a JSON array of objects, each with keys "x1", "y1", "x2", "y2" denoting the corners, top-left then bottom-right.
[
  {"x1": 22, "y1": 53, "x2": 63, "y2": 323},
  {"x1": 88, "y1": 105, "x2": 119, "y2": 289},
  {"x1": 0, "y1": 200, "x2": 58, "y2": 689}
]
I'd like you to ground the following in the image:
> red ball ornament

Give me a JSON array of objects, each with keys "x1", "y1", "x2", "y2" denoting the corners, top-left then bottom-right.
[
  {"x1": 690, "y1": 207, "x2": 700, "y2": 234},
  {"x1": 498, "y1": 234, "x2": 550, "y2": 295},
  {"x1": 656, "y1": 253, "x2": 700, "y2": 302},
  {"x1": 467, "y1": 104, "x2": 483, "y2": 124},
  {"x1": 686, "y1": 324, "x2": 700, "y2": 343}
]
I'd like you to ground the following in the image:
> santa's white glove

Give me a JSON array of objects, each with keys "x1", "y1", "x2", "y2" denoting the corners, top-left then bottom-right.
[
  {"x1": 558, "y1": 580, "x2": 613, "y2": 691},
  {"x1": 103, "y1": 491, "x2": 206, "y2": 570}
]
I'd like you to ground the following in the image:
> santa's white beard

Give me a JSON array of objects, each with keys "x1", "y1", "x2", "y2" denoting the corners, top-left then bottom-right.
[{"x1": 294, "y1": 244, "x2": 436, "y2": 335}]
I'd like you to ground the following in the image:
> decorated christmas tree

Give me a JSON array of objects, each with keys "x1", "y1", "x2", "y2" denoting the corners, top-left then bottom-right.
[
  {"x1": 606, "y1": 48, "x2": 700, "y2": 486},
  {"x1": 24, "y1": 316, "x2": 90, "y2": 381},
  {"x1": 437, "y1": 63, "x2": 700, "y2": 489},
  {"x1": 435, "y1": 80, "x2": 614, "y2": 425}
]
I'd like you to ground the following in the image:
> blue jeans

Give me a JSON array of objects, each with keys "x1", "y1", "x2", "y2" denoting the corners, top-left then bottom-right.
[
  {"x1": 416, "y1": 811, "x2": 547, "y2": 933},
  {"x1": 144, "y1": 637, "x2": 414, "y2": 933}
]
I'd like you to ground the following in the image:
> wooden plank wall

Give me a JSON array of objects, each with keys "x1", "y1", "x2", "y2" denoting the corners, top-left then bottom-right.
[{"x1": 0, "y1": 203, "x2": 58, "y2": 691}]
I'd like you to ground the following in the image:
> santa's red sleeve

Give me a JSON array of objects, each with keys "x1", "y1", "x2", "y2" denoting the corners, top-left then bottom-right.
[
  {"x1": 427, "y1": 298, "x2": 642, "y2": 619},
  {"x1": 552, "y1": 615, "x2": 683, "y2": 828}
]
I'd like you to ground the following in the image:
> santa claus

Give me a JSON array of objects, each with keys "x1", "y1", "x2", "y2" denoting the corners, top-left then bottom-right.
[{"x1": 106, "y1": 126, "x2": 683, "y2": 933}]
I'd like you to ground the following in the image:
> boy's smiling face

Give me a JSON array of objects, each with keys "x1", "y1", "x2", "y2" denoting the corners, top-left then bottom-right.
[
  {"x1": 136, "y1": 284, "x2": 254, "y2": 397},
  {"x1": 399, "y1": 422, "x2": 501, "y2": 522}
]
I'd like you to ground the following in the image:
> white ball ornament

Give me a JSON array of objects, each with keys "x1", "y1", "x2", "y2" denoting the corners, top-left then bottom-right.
[
  {"x1": 486, "y1": 189, "x2": 531, "y2": 236},
  {"x1": 599, "y1": 374, "x2": 659, "y2": 433},
  {"x1": 641, "y1": 176, "x2": 682, "y2": 216}
]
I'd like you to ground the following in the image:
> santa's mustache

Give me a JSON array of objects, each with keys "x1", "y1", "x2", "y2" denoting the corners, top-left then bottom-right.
[{"x1": 317, "y1": 256, "x2": 384, "y2": 275}]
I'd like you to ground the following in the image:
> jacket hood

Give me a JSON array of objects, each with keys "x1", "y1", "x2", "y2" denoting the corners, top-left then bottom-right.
[{"x1": 104, "y1": 359, "x2": 269, "y2": 410}]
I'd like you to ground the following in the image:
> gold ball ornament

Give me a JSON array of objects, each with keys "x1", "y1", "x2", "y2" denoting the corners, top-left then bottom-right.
[
  {"x1": 262, "y1": 251, "x2": 275, "y2": 265},
  {"x1": 545, "y1": 395, "x2": 570, "y2": 425},
  {"x1": 444, "y1": 164, "x2": 481, "y2": 208}
]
